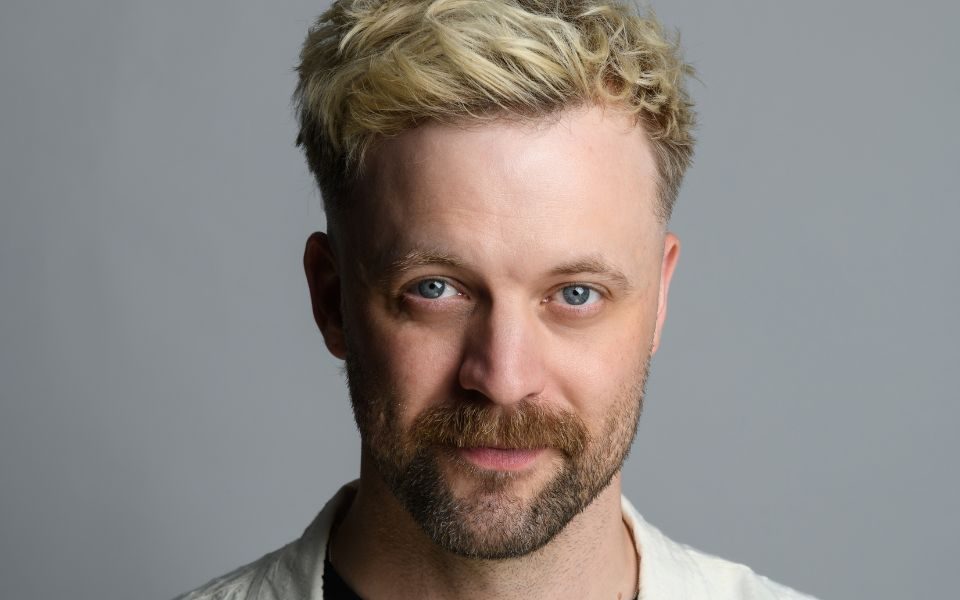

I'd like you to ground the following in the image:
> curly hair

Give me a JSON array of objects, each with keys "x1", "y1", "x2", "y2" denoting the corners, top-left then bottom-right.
[{"x1": 294, "y1": 0, "x2": 695, "y2": 221}]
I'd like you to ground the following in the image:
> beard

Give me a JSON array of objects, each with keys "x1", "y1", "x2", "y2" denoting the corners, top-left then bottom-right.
[{"x1": 344, "y1": 350, "x2": 649, "y2": 560}]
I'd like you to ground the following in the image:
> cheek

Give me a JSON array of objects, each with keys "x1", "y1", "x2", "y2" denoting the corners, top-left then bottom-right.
[
  {"x1": 549, "y1": 303, "x2": 657, "y2": 425},
  {"x1": 367, "y1": 317, "x2": 467, "y2": 423}
]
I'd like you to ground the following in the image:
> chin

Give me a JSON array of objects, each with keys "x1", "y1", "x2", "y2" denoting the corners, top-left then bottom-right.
[{"x1": 388, "y1": 446, "x2": 604, "y2": 560}]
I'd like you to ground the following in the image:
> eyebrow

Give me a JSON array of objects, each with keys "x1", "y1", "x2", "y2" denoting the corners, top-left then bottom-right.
[
  {"x1": 376, "y1": 248, "x2": 632, "y2": 291},
  {"x1": 375, "y1": 248, "x2": 465, "y2": 287},
  {"x1": 550, "y1": 256, "x2": 634, "y2": 291}
]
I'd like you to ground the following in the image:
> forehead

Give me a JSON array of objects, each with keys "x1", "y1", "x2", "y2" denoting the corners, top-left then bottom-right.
[{"x1": 346, "y1": 106, "x2": 663, "y2": 277}]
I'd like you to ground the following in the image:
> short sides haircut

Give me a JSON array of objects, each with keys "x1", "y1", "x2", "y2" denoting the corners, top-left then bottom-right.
[{"x1": 294, "y1": 0, "x2": 696, "y2": 222}]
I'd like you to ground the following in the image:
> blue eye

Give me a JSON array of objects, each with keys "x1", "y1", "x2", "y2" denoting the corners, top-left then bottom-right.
[
  {"x1": 415, "y1": 278, "x2": 457, "y2": 299},
  {"x1": 560, "y1": 285, "x2": 598, "y2": 306}
]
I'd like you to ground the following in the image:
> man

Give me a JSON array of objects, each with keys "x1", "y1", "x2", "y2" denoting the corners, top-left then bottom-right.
[{"x1": 177, "y1": 1, "x2": 816, "y2": 598}]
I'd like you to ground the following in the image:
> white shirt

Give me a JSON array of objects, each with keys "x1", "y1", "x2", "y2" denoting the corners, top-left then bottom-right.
[{"x1": 174, "y1": 482, "x2": 817, "y2": 600}]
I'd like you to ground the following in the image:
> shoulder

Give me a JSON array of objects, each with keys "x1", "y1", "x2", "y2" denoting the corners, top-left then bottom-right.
[
  {"x1": 174, "y1": 546, "x2": 287, "y2": 600},
  {"x1": 621, "y1": 497, "x2": 818, "y2": 600},
  {"x1": 168, "y1": 540, "x2": 310, "y2": 600},
  {"x1": 172, "y1": 483, "x2": 358, "y2": 600},
  {"x1": 678, "y1": 544, "x2": 817, "y2": 600},
  {"x1": 171, "y1": 530, "x2": 329, "y2": 600}
]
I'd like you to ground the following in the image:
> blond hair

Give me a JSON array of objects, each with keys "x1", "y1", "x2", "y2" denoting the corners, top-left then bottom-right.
[{"x1": 295, "y1": 0, "x2": 695, "y2": 221}]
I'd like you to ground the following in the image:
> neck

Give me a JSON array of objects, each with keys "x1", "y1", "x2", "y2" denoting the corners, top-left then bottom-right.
[{"x1": 328, "y1": 454, "x2": 638, "y2": 600}]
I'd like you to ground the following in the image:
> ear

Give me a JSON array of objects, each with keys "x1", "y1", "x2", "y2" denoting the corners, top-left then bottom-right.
[
  {"x1": 304, "y1": 231, "x2": 347, "y2": 359},
  {"x1": 651, "y1": 232, "x2": 680, "y2": 355}
]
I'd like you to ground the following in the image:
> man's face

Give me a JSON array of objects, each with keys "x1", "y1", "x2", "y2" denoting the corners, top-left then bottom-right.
[{"x1": 311, "y1": 106, "x2": 679, "y2": 559}]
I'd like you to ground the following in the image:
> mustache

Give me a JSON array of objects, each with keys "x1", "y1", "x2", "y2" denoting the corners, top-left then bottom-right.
[{"x1": 409, "y1": 401, "x2": 588, "y2": 457}]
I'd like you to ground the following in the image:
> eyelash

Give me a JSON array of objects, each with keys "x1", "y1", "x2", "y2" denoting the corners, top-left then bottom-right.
[
  {"x1": 546, "y1": 283, "x2": 604, "y2": 309},
  {"x1": 401, "y1": 278, "x2": 606, "y2": 311},
  {"x1": 406, "y1": 277, "x2": 464, "y2": 300}
]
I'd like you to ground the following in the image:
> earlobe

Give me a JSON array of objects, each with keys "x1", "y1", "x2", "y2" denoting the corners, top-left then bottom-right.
[
  {"x1": 651, "y1": 232, "x2": 680, "y2": 355},
  {"x1": 304, "y1": 231, "x2": 347, "y2": 359}
]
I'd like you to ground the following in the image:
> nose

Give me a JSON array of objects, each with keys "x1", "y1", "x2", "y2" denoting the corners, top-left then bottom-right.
[{"x1": 457, "y1": 300, "x2": 547, "y2": 406}]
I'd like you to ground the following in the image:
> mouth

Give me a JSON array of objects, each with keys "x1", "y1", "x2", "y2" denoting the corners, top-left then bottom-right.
[{"x1": 457, "y1": 447, "x2": 546, "y2": 471}]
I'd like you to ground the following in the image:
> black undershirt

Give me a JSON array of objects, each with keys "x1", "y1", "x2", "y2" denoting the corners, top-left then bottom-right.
[
  {"x1": 322, "y1": 556, "x2": 639, "y2": 600},
  {"x1": 323, "y1": 555, "x2": 363, "y2": 600}
]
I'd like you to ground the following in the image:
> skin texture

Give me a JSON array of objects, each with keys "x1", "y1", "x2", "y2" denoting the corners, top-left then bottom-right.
[{"x1": 304, "y1": 105, "x2": 680, "y2": 600}]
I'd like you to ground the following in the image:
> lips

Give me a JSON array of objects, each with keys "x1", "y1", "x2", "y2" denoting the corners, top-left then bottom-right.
[{"x1": 458, "y1": 447, "x2": 545, "y2": 471}]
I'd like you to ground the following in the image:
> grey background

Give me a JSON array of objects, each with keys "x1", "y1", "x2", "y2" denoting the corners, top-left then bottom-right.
[{"x1": 1, "y1": 1, "x2": 957, "y2": 598}]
